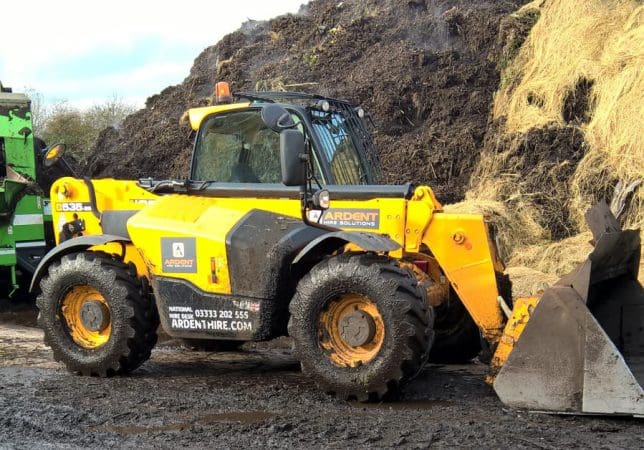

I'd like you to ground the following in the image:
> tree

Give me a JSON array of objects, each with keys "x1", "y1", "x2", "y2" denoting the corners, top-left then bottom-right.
[
  {"x1": 24, "y1": 88, "x2": 47, "y2": 135},
  {"x1": 38, "y1": 95, "x2": 135, "y2": 161},
  {"x1": 40, "y1": 102, "x2": 88, "y2": 159}
]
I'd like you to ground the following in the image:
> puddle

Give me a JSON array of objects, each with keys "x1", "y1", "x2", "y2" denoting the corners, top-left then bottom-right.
[
  {"x1": 89, "y1": 411, "x2": 275, "y2": 434},
  {"x1": 349, "y1": 399, "x2": 455, "y2": 410}
]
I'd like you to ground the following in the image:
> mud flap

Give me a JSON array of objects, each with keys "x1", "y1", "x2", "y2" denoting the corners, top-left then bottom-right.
[{"x1": 494, "y1": 202, "x2": 644, "y2": 416}]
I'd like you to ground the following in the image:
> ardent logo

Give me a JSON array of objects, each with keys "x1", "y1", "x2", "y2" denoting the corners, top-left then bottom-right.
[
  {"x1": 161, "y1": 237, "x2": 197, "y2": 273},
  {"x1": 172, "y1": 243, "x2": 185, "y2": 258},
  {"x1": 324, "y1": 211, "x2": 378, "y2": 222},
  {"x1": 307, "y1": 210, "x2": 322, "y2": 222},
  {"x1": 319, "y1": 208, "x2": 380, "y2": 229}
]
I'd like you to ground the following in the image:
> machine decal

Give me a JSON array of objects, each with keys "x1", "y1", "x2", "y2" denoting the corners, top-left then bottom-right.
[
  {"x1": 55, "y1": 202, "x2": 92, "y2": 213},
  {"x1": 153, "y1": 277, "x2": 265, "y2": 340},
  {"x1": 315, "y1": 208, "x2": 380, "y2": 229},
  {"x1": 167, "y1": 304, "x2": 255, "y2": 333},
  {"x1": 232, "y1": 299, "x2": 261, "y2": 312},
  {"x1": 161, "y1": 237, "x2": 197, "y2": 273},
  {"x1": 57, "y1": 214, "x2": 68, "y2": 231}
]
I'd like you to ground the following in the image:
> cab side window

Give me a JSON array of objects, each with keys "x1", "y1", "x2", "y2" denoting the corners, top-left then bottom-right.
[
  {"x1": 310, "y1": 111, "x2": 364, "y2": 185},
  {"x1": 193, "y1": 110, "x2": 281, "y2": 183}
]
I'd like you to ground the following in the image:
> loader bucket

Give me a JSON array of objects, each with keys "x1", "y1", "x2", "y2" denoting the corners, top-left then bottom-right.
[{"x1": 493, "y1": 202, "x2": 644, "y2": 416}]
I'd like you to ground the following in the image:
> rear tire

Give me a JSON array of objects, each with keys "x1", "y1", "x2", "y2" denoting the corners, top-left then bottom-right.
[
  {"x1": 288, "y1": 253, "x2": 434, "y2": 401},
  {"x1": 428, "y1": 295, "x2": 481, "y2": 364},
  {"x1": 36, "y1": 252, "x2": 159, "y2": 376},
  {"x1": 429, "y1": 271, "x2": 513, "y2": 364}
]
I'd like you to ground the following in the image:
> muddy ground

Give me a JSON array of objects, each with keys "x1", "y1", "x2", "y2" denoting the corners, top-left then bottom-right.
[{"x1": 1, "y1": 303, "x2": 642, "y2": 449}]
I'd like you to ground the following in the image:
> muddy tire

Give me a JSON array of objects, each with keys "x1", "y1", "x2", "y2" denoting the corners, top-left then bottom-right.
[
  {"x1": 36, "y1": 252, "x2": 159, "y2": 376},
  {"x1": 288, "y1": 253, "x2": 434, "y2": 401},
  {"x1": 429, "y1": 271, "x2": 513, "y2": 364},
  {"x1": 428, "y1": 296, "x2": 481, "y2": 364},
  {"x1": 179, "y1": 339, "x2": 243, "y2": 352}
]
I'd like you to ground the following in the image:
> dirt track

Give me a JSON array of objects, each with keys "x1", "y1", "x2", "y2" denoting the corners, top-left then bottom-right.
[{"x1": 1, "y1": 306, "x2": 642, "y2": 449}]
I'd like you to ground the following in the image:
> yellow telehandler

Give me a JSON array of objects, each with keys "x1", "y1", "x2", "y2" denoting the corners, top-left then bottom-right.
[{"x1": 31, "y1": 91, "x2": 643, "y2": 416}]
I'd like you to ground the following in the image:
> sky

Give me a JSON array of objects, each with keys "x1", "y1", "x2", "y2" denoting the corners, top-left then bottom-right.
[{"x1": 0, "y1": 0, "x2": 305, "y2": 109}]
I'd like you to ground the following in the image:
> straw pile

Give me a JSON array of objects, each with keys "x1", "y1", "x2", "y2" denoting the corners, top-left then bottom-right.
[
  {"x1": 462, "y1": 0, "x2": 643, "y2": 290},
  {"x1": 508, "y1": 232, "x2": 593, "y2": 276},
  {"x1": 473, "y1": 0, "x2": 643, "y2": 233}
]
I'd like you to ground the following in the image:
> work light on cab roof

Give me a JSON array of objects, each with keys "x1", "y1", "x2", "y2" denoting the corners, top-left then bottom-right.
[{"x1": 214, "y1": 81, "x2": 232, "y2": 104}]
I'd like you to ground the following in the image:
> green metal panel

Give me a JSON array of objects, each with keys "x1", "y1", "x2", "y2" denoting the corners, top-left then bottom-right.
[
  {"x1": 0, "y1": 92, "x2": 36, "y2": 180},
  {"x1": 0, "y1": 220, "x2": 16, "y2": 266},
  {"x1": 0, "y1": 87, "x2": 44, "y2": 294},
  {"x1": 12, "y1": 194, "x2": 46, "y2": 243},
  {"x1": 0, "y1": 179, "x2": 26, "y2": 216}
]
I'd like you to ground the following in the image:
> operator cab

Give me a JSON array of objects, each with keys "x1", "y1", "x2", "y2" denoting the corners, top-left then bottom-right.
[{"x1": 187, "y1": 84, "x2": 380, "y2": 186}]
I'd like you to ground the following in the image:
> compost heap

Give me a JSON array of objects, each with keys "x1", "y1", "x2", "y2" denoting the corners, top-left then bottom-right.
[
  {"x1": 86, "y1": 0, "x2": 525, "y2": 202},
  {"x1": 84, "y1": 0, "x2": 644, "y2": 293}
]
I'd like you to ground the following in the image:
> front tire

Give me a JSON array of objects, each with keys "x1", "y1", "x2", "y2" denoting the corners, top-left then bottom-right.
[
  {"x1": 36, "y1": 252, "x2": 159, "y2": 376},
  {"x1": 288, "y1": 253, "x2": 434, "y2": 401}
]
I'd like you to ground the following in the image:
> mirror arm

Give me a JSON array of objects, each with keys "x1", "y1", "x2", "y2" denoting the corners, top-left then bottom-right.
[
  {"x1": 299, "y1": 155, "x2": 337, "y2": 232},
  {"x1": 298, "y1": 151, "x2": 311, "y2": 226},
  {"x1": 300, "y1": 184, "x2": 311, "y2": 226}
]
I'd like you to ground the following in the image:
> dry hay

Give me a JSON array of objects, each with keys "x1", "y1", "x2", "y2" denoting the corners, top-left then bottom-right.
[
  {"x1": 485, "y1": 0, "x2": 643, "y2": 230},
  {"x1": 504, "y1": 266, "x2": 559, "y2": 299},
  {"x1": 465, "y1": 0, "x2": 643, "y2": 292},
  {"x1": 507, "y1": 231, "x2": 644, "y2": 291},
  {"x1": 508, "y1": 231, "x2": 593, "y2": 277},
  {"x1": 443, "y1": 199, "x2": 546, "y2": 261}
]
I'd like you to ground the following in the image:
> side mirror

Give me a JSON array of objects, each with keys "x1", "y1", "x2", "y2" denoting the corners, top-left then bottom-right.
[
  {"x1": 280, "y1": 129, "x2": 306, "y2": 186},
  {"x1": 261, "y1": 104, "x2": 295, "y2": 132},
  {"x1": 43, "y1": 143, "x2": 66, "y2": 168}
]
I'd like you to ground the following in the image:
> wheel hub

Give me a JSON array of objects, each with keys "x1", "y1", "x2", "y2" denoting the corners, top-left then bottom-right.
[
  {"x1": 339, "y1": 309, "x2": 376, "y2": 347},
  {"x1": 319, "y1": 293, "x2": 385, "y2": 367},
  {"x1": 80, "y1": 300, "x2": 110, "y2": 332},
  {"x1": 61, "y1": 285, "x2": 112, "y2": 349}
]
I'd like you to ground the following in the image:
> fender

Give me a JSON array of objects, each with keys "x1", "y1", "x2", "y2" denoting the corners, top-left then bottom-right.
[
  {"x1": 292, "y1": 231, "x2": 401, "y2": 264},
  {"x1": 29, "y1": 234, "x2": 130, "y2": 293}
]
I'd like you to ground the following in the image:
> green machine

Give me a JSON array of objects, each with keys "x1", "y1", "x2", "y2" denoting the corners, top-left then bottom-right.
[{"x1": 0, "y1": 81, "x2": 57, "y2": 296}]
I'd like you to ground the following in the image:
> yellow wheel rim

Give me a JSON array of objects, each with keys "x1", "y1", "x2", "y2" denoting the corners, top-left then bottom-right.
[
  {"x1": 60, "y1": 285, "x2": 112, "y2": 349},
  {"x1": 318, "y1": 294, "x2": 385, "y2": 368}
]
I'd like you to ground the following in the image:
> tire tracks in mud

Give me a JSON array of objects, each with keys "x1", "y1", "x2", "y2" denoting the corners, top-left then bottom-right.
[{"x1": 1, "y1": 319, "x2": 643, "y2": 448}]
